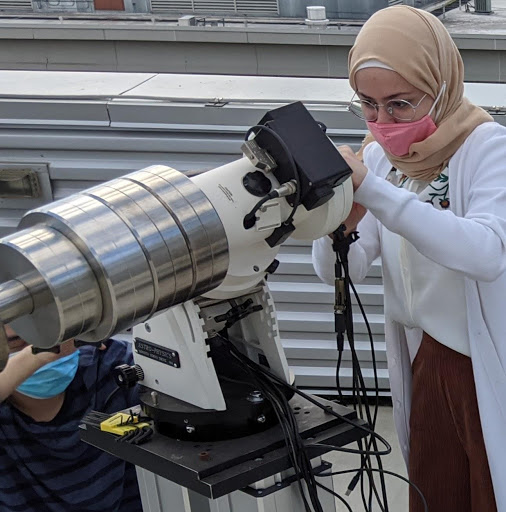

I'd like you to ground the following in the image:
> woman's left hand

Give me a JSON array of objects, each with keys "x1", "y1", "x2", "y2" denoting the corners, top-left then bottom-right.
[{"x1": 337, "y1": 145, "x2": 369, "y2": 191}]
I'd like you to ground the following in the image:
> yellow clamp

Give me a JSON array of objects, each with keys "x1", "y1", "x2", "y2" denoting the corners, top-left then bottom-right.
[{"x1": 100, "y1": 412, "x2": 151, "y2": 436}]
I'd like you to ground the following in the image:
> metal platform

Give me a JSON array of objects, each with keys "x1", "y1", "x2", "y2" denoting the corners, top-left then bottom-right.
[{"x1": 80, "y1": 395, "x2": 367, "y2": 499}]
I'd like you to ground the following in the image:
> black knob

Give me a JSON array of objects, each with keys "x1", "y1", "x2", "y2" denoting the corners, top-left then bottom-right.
[
  {"x1": 243, "y1": 171, "x2": 272, "y2": 197},
  {"x1": 113, "y1": 364, "x2": 144, "y2": 388}
]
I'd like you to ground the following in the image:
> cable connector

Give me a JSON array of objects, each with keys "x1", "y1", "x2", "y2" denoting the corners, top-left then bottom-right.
[
  {"x1": 345, "y1": 471, "x2": 361, "y2": 496},
  {"x1": 334, "y1": 277, "x2": 346, "y2": 314},
  {"x1": 243, "y1": 180, "x2": 298, "y2": 230},
  {"x1": 241, "y1": 139, "x2": 278, "y2": 172},
  {"x1": 275, "y1": 179, "x2": 297, "y2": 198}
]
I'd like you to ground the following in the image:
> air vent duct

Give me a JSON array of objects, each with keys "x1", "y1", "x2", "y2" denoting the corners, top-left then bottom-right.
[{"x1": 475, "y1": 0, "x2": 492, "y2": 14}]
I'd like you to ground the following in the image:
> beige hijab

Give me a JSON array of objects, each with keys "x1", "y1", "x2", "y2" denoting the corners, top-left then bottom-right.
[{"x1": 349, "y1": 5, "x2": 493, "y2": 182}]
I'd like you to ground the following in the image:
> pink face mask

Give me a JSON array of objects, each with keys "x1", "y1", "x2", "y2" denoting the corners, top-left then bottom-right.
[
  {"x1": 366, "y1": 84, "x2": 446, "y2": 157},
  {"x1": 366, "y1": 115, "x2": 437, "y2": 157}
]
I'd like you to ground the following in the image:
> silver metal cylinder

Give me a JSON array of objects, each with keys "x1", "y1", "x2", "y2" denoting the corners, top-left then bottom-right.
[
  {"x1": 0, "y1": 280, "x2": 33, "y2": 325},
  {"x1": 0, "y1": 165, "x2": 229, "y2": 349},
  {"x1": 0, "y1": 226, "x2": 104, "y2": 348}
]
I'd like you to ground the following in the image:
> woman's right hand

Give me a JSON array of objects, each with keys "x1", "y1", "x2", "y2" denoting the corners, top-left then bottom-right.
[{"x1": 342, "y1": 202, "x2": 367, "y2": 236}]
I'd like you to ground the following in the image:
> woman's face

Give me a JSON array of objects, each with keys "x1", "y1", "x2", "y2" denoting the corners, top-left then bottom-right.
[{"x1": 354, "y1": 68, "x2": 434, "y2": 124}]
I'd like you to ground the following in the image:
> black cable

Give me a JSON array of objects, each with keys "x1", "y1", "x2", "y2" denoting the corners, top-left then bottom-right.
[
  {"x1": 335, "y1": 348, "x2": 345, "y2": 404},
  {"x1": 306, "y1": 442, "x2": 389, "y2": 457},
  {"x1": 216, "y1": 277, "x2": 398, "y2": 512},
  {"x1": 215, "y1": 329, "x2": 431, "y2": 512},
  {"x1": 349, "y1": 274, "x2": 388, "y2": 512},
  {"x1": 216, "y1": 332, "x2": 392, "y2": 455},
  {"x1": 217, "y1": 332, "x2": 314, "y2": 511},
  {"x1": 214, "y1": 234, "x2": 425, "y2": 511},
  {"x1": 351, "y1": 276, "x2": 383, "y2": 510},
  {"x1": 316, "y1": 468, "x2": 429, "y2": 512},
  {"x1": 244, "y1": 124, "x2": 302, "y2": 226},
  {"x1": 332, "y1": 228, "x2": 346, "y2": 405},
  {"x1": 332, "y1": 228, "x2": 389, "y2": 511},
  {"x1": 243, "y1": 189, "x2": 280, "y2": 229},
  {"x1": 103, "y1": 386, "x2": 120, "y2": 410},
  {"x1": 350, "y1": 278, "x2": 380, "y2": 422},
  {"x1": 334, "y1": 235, "x2": 377, "y2": 510},
  {"x1": 256, "y1": 372, "x2": 322, "y2": 512},
  {"x1": 315, "y1": 482, "x2": 353, "y2": 512}
]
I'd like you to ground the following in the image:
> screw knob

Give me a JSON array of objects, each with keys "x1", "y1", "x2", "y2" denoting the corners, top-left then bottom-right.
[{"x1": 113, "y1": 364, "x2": 144, "y2": 388}]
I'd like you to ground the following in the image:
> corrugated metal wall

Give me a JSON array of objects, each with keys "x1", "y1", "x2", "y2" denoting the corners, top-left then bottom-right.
[
  {"x1": 0, "y1": 0, "x2": 31, "y2": 9},
  {"x1": 150, "y1": 0, "x2": 279, "y2": 14}
]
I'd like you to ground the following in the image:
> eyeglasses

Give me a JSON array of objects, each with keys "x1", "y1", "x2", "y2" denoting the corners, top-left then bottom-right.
[{"x1": 347, "y1": 93, "x2": 428, "y2": 122}]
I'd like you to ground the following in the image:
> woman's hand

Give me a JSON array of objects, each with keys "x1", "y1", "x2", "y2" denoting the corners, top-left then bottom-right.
[
  {"x1": 343, "y1": 202, "x2": 367, "y2": 236},
  {"x1": 338, "y1": 145, "x2": 369, "y2": 191}
]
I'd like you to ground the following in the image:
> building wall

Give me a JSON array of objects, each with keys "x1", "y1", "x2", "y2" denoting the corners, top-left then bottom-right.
[
  {"x1": 0, "y1": 17, "x2": 501, "y2": 83},
  {"x1": 278, "y1": 0, "x2": 390, "y2": 19}
]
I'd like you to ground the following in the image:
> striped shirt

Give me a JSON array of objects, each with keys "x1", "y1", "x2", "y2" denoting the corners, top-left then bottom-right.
[{"x1": 0, "y1": 339, "x2": 142, "y2": 512}]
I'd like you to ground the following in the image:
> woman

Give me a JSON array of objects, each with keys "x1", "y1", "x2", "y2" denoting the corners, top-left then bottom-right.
[{"x1": 312, "y1": 6, "x2": 506, "y2": 512}]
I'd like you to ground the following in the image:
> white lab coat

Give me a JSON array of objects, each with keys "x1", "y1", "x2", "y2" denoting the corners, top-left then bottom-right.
[{"x1": 313, "y1": 121, "x2": 506, "y2": 511}]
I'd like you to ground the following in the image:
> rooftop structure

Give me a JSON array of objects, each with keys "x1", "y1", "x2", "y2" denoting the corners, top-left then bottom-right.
[
  {"x1": 0, "y1": 2, "x2": 503, "y2": 81},
  {"x1": 0, "y1": 0, "x2": 448, "y2": 18}
]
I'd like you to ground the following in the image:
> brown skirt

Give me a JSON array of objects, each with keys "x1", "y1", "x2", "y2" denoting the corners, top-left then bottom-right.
[{"x1": 409, "y1": 332, "x2": 496, "y2": 512}]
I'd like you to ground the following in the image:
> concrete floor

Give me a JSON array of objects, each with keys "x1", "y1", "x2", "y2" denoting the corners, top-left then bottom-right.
[
  {"x1": 323, "y1": 405, "x2": 409, "y2": 512},
  {"x1": 442, "y1": 0, "x2": 506, "y2": 34}
]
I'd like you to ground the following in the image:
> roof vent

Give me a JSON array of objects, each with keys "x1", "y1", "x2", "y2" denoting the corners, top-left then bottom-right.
[
  {"x1": 474, "y1": 0, "x2": 492, "y2": 14},
  {"x1": 305, "y1": 6, "x2": 329, "y2": 27},
  {"x1": 178, "y1": 14, "x2": 196, "y2": 26}
]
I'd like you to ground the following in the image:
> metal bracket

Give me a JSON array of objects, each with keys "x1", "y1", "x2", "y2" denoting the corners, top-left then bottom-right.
[
  {"x1": 213, "y1": 299, "x2": 263, "y2": 329},
  {"x1": 241, "y1": 140, "x2": 278, "y2": 172},
  {"x1": 196, "y1": 17, "x2": 225, "y2": 27},
  {"x1": 205, "y1": 98, "x2": 229, "y2": 108},
  {"x1": 241, "y1": 461, "x2": 332, "y2": 498}
]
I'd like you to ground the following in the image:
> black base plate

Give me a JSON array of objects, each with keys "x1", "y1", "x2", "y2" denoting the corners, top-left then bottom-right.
[
  {"x1": 80, "y1": 395, "x2": 367, "y2": 499},
  {"x1": 139, "y1": 378, "x2": 294, "y2": 441}
]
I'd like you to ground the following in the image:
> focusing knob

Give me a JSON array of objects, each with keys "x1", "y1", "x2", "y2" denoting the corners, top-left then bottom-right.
[
  {"x1": 242, "y1": 171, "x2": 272, "y2": 197},
  {"x1": 114, "y1": 364, "x2": 144, "y2": 388}
]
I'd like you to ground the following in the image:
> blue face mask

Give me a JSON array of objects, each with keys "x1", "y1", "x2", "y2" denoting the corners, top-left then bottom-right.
[{"x1": 13, "y1": 351, "x2": 80, "y2": 399}]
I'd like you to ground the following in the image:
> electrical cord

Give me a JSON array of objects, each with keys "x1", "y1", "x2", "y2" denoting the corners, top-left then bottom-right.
[
  {"x1": 243, "y1": 190, "x2": 279, "y2": 229},
  {"x1": 244, "y1": 124, "x2": 302, "y2": 226},
  {"x1": 216, "y1": 321, "x2": 428, "y2": 511},
  {"x1": 212, "y1": 256, "x2": 427, "y2": 511},
  {"x1": 332, "y1": 228, "x2": 390, "y2": 511},
  {"x1": 315, "y1": 481, "x2": 353, "y2": 512},
  {"x1": 332, "y1": 227, "x2": 380, "y2": 509},
  {"x1": 213, "y1": 327, "x2": 317, "y2": 511},
  {"x1": 315, "y1": 468, "x2": 428, "y2": 512},
  {"x1": 306, "y1": 443, "x2": 389, "y2": 458},
  {"x1": 332, "y1": 243, "x2": 381, "y2": 511},
  {"x1": 243, "y1": 180, "x2": 298, "y2": 230},
  {"x1": 221, "y1": 334, "x2": 320, "y2": 511},
  {"x1": 330, "y1": 229, "x2": 429, "y2": 512},
  {"x1": 335, "y1": 348, "x2": 345, "y2": 405},
  {"x1": 348, "y1": 279, "x2": 385, "y2": 512},
  {"x1": 215, "y1": 332, "x2": 393, "y2": 453},
  {"x1": 103, "y1": 386, "x2": 121, "y2": 410}
]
